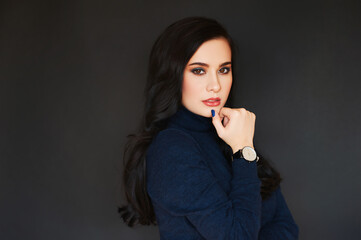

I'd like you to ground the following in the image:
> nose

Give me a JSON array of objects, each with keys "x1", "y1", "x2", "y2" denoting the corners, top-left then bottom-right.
[{"x1": 206, "y1": 71, "x2": 221, "y2": 92}]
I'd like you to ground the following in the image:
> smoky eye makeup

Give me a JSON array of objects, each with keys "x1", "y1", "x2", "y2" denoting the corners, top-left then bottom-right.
[
  {"x1": 191, "y1": 68, "x2": 205, "y2": 75},
  {"x1": 219, "y1": 67, "x2": 231, "y2": 74},
  {"x1": 190, "y1": 66, "x2": 231, "y2": 75}
]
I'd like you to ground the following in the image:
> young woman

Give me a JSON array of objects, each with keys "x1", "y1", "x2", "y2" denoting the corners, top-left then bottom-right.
[{"x1": 119, "y1": 16, "x2": 299, "y2": 239}]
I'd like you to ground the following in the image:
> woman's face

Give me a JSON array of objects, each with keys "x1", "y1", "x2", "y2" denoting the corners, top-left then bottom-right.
[{"x1": 182, "y1": 37, "x2": 232, "y2": 117}]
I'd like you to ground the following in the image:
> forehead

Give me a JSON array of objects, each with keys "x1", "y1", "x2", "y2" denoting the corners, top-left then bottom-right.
[{"x1": 188, "y1": 38, "x2": 231, "y2": 64}]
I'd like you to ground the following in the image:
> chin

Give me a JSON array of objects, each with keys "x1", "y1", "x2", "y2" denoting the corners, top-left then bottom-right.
[{"x1": 201, "y1": 104, "x2": 222, "y2": 117}]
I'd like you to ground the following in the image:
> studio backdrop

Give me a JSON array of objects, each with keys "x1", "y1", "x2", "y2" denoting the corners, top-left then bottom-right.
[{"x1": 1, "y1": 0, "x2": 360, "y2": 239}]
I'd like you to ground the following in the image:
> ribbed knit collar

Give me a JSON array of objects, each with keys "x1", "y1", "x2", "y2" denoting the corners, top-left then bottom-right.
[{"x1": 167, "y1": 105, "x2": 215, "y2": 133}]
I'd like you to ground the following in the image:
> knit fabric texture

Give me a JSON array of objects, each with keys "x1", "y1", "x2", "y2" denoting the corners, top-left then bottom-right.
[{"x1": 146, "y1": 105, "x2": 299, "y2": 239}]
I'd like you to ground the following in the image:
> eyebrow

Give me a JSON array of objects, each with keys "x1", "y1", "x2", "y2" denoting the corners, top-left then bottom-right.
[{"x1": 188, "y1": 61, "x2": 232, "y2": 67}]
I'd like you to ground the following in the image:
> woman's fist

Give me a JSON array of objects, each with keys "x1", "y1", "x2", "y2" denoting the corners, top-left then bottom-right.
[{"x1": 211, "y1": 107, "x2": 256, "y2": 154}]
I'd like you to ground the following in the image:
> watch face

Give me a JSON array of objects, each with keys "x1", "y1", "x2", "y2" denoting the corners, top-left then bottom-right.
[{"x1": 242, "y1": 146, "x2": 257, "y2": 161}]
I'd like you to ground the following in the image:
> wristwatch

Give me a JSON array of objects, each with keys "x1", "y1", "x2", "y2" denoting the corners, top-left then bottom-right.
[{"x1": 232, "y1": 146, "x2": 259, "y2": 162}]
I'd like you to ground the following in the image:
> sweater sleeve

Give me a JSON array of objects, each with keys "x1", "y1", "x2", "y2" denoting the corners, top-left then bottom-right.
[
  {"x1": 146, "y1": 129, "x2": 262, "y2": 240},
  {"x1": 258, "y1": 186, "x2": 299, "y2": 239}
]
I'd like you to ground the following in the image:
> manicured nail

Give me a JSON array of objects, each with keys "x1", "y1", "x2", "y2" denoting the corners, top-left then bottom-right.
[{"x1": 211, "y1": 109, "x2": 215, "y2": 117}]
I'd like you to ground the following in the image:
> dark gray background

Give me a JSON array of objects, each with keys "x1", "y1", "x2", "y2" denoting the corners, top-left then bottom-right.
[{"x1": 1, "y1": 0, "x2": 360, "y2": 239}]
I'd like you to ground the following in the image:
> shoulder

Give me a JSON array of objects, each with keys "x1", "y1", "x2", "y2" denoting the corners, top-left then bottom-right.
[
  {"x1": 146, "y1": 128, "x2": 206, "y2": 179},
  {"x1": 148, "y1": 128, "x2": 202, "y2": 156}
]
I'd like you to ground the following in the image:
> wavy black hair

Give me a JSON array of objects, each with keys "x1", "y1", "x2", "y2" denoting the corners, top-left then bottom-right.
[{"x1": 118, "y1": 16, "x2": 282, "y2": 227}]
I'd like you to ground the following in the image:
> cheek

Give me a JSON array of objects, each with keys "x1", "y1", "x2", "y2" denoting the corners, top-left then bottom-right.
[
  {"x1": 182, "y1": 76, "x2": 202, "y2": 99},
  {"x1": 225, "y1": 79, "x2": 232, "y2": 92},
  {"x1": 219, "y1": 75, "x2": 232, "y2": 89},
  {"x1": 221, "y1": 78, "x2": 233, "y2": 99}
]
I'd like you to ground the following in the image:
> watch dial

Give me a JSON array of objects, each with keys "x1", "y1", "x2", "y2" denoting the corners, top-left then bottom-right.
[{"x1": 243, "y1": 147, "x2": 256, "y2": 161}]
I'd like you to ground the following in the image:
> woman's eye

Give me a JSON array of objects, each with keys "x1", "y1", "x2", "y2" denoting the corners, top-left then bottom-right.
[
  {"x1": 219, "y1": 67, "x2": 231, "y2": 74},
  {"x1": 191, "y1": 68, "x2": 205, "y2": 75}
]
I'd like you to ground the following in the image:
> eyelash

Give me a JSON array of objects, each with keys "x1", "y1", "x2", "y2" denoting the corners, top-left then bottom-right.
[{"x1": 191, "y1": 67, "x2": 231, "y2": 75}]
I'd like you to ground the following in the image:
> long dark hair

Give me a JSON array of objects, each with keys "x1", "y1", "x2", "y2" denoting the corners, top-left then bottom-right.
[{"x1": 118, "y1": 16, "x2": 282, "y2": 227}]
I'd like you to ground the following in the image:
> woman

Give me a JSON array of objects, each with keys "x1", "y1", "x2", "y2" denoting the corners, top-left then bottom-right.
[{"x1": 119, "y1": 16, "x2": 299, "y2": 239}]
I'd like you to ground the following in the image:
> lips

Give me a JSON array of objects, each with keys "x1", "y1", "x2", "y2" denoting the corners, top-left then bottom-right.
[
  {"x1": 202, "y1": 97, "x2": 221, "y2": 106},
  {"x1": 203, "y1": 97, "x2": 221, "y2": 102}
]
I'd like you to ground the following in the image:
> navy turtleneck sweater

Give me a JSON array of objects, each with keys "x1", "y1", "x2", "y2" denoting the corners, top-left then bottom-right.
[{"x1": 146, "y1": 105, "x2": 299, "y2": 239}]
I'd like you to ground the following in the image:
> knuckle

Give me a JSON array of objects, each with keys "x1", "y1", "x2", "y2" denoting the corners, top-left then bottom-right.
[{"x1": 233, "y1": 110, "x2": 240, "y2": 117}]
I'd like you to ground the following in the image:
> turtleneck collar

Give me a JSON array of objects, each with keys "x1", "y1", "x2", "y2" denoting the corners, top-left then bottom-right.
[{"x1": 167, "y1": 105, "x2": 215, "y2": 132}]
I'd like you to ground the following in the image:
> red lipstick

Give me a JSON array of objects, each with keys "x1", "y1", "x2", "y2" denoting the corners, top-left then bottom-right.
[{"x1": 202, "y1": 97, "x2": 221, "y2": 107}]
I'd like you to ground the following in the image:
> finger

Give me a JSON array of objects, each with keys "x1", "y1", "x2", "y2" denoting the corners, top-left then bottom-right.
[
  {"x1": 218, "y1": 107, "x2": 234, "y2": 118},
  {"x1": 211, "y1": 109, "x2": 225, "y2": 137},
  {"x1": 223, "y1": 116, "x2": 230, "y2": 126}
]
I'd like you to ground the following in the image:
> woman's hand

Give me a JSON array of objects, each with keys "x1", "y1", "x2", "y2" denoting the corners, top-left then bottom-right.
[{"x1": 211, "y1": 107, "x2": 256, "y2": 154}]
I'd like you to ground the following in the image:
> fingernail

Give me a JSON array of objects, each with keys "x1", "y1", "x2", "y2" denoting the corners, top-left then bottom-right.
[{"x1": 211, "y1": 109, "x2": 215, "y2": 117}]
